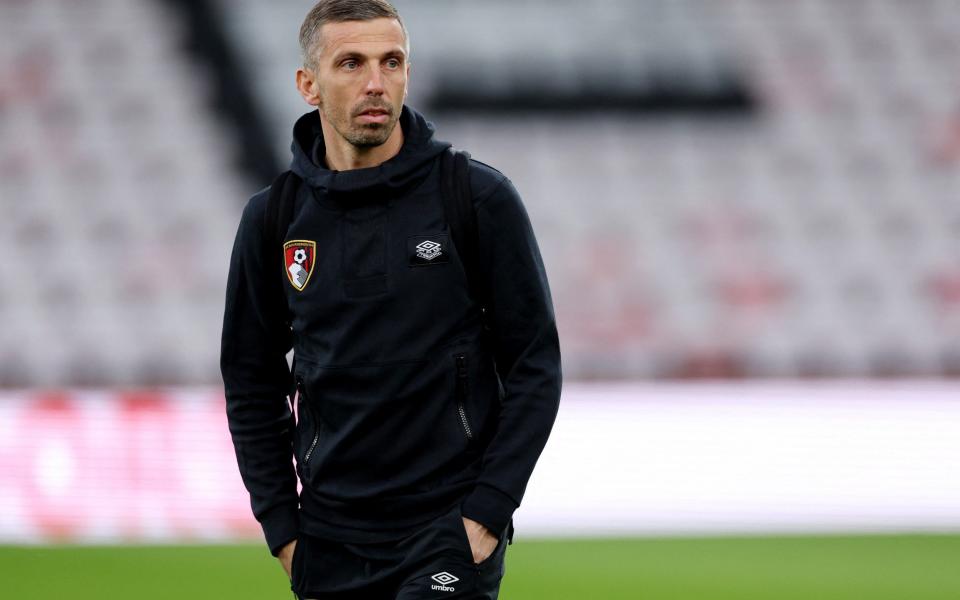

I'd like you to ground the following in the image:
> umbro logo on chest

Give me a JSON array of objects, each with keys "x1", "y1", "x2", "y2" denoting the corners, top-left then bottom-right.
[{"x1": 408, "y1": 234, "x2": 450, "y2": 266}]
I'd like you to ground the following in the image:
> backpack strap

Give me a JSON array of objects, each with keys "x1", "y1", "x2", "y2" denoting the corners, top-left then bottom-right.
[
  {"x1": 262, "y1": 169, "x2": 301, "y2": 398},
  {"x1": 439, "y1": 148, "x2": 492, "y2": 331},
  {"x1": 263, "y1": 170, "x2": 300, "y2": 266}
]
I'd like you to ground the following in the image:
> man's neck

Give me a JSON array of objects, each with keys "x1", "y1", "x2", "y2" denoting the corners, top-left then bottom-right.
[{"x1": 319, "y1": 114, "x2": 405, "y2": 172}]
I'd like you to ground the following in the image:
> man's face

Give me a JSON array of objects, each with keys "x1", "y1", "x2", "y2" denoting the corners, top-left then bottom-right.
[{"x1": 302, "y1": 18, "x2": 409, "y2": 149}]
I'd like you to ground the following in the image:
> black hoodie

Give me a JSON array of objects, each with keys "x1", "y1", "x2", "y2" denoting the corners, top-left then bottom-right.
[{"x1": 221, "y1": 105, "x2": 561, "y2": 556}]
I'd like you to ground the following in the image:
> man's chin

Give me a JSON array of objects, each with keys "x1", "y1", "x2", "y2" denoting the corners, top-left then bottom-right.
[{"x1": 348, "y1": 123, "x2": 396, "y2": 148}]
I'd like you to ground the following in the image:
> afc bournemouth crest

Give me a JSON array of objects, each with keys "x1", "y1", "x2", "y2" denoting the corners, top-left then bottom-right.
[{"x1": 284, "y1": 240, "x2": 316, "y2": 291}]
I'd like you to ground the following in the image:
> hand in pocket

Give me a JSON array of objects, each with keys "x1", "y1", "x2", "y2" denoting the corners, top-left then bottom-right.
[
  {"x1": 461, "y1": 517, "x2": 498, "y2": 564},
  {"x1": 278, "y1": 539, "x2": 298, "y2": 580}
]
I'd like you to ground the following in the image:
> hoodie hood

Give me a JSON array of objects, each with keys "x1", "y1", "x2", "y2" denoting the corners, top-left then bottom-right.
[{"x1": 290, "y1": 104, "x2": 452, "y2": 198}]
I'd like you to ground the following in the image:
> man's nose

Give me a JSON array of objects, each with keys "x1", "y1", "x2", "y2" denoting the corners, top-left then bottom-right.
[{"x1": 365, "y1": 65, "x2": 385, "y2": 95}]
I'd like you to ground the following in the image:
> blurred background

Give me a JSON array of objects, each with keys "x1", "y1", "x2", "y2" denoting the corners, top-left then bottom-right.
[{"x1": 2, "y1": 0, "x2": 959, "y2": 598}]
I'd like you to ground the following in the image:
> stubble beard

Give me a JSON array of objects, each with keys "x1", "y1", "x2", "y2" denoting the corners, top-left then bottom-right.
[
  {"x1": 347, "y1": 122, "x2": 395, "y2": 147},
  {"x1": 332, "y1": 105, "x2": 399, "y2": 149}
]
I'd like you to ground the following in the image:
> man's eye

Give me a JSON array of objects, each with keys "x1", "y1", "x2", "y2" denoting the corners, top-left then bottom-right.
[
  {"x1": 386, "y1": 59, "x2": 400, "y2": 69},
  {"x1": 342, "y1": 60, "x2": 358, "y2": 70}
]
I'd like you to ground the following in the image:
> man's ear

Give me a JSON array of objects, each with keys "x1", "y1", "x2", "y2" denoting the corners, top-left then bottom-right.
[{"x1": 296, "y1": 67, "x2": 322, "y2": 107}]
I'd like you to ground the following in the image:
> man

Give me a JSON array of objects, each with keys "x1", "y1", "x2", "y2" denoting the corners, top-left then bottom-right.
[{"x1": 220, "y1": 1, "x2": 561, "y2": 598}]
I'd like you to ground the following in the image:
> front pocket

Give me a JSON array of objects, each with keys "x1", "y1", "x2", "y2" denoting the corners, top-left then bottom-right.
[
  {"x1": 454, "y1": 508, "x2": 476, "y2": 564},
  {"x1": 455, "y1": 506, "x2": 504, "y2": 569},
  {"x1": 290, "y1": 536, "x2": 303, "y2": 587},
  {"x1": 453, "y1": 352, "x2": 474, "y2": 441}
]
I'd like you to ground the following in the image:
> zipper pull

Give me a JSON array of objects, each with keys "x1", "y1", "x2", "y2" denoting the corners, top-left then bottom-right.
[{"x1": 455, "y1": 354, "x2": 468, "y2": 379}]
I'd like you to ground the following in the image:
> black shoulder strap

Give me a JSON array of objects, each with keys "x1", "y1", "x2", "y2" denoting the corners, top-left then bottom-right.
[
  {"x1": 439, "y1": 148, "x2": 491, "y2": 329},
  {"x1": 262, "y1": 170, "x2": 301, "y2": 397},
  {"x1": 263, "y1": 170, "x2": 300, "y2": 263}
]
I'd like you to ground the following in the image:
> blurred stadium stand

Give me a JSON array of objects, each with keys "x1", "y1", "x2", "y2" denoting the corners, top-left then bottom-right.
[
  {"x1": 0, "y1": 0, "x2": 254, "y2": 387},
  {"x1": 3, "y1": 0, "x2": 960, "y2": 386}
]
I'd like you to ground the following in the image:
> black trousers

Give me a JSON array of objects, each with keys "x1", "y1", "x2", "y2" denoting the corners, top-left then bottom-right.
[{"x1": 290, "y1": 503, "x2": 514, "y2": 599}]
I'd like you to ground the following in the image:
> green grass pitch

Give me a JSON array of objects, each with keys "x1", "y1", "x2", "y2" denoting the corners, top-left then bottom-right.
[{"x1": 3, "y1": 534, "x2": 958, "y2": 599}]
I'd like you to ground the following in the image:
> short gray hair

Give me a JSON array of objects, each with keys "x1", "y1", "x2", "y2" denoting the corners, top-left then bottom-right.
[{"x1": 299, "y1": 0, "x2": 409, "y2": 70}]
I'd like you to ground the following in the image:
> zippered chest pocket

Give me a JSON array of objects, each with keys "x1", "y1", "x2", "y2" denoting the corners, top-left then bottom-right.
[
  {"x1": 453, "y1": 352, "x2": 474, "y2": 441},
  {"x1": 296, "y1": 377, "x2": 322, "y2": 474}
]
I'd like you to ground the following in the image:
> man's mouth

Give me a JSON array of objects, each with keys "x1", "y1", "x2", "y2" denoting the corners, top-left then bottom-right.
[{"x1": 357, "y1": 107, "x2": 391, "y2": 124}]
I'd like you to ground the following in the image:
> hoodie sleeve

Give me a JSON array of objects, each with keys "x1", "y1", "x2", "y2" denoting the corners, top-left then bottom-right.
[
  {"x1": 459, "y1": 175, "x2": 563, "y2": 537},
  {"x1": 220, "y1": 189, "x2": 299, "y2": 557}
]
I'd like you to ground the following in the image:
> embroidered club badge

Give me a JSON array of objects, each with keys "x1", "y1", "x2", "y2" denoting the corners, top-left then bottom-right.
[{"x1": 283, "y1": 240, "x2": 316, "y2": 291}]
